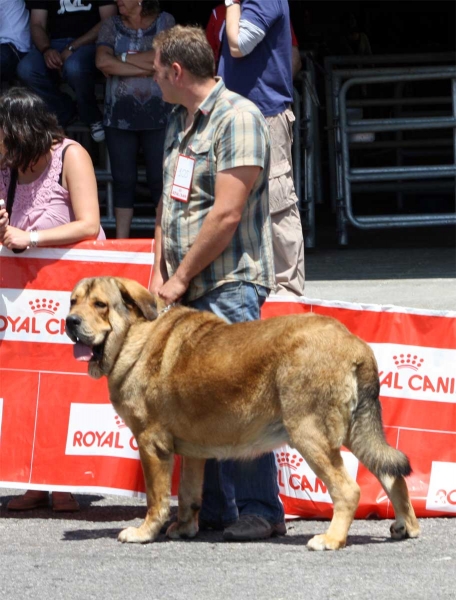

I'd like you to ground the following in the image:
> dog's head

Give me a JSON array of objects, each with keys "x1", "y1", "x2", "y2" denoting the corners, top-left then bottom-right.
[{"x1": 66, "y1": 277, "x2": 158, "y2": 379}]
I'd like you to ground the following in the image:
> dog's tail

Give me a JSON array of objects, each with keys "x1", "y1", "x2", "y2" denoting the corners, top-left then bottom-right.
[{"x1": 347, "y1": 356, "x2": 412, "y2": 479}]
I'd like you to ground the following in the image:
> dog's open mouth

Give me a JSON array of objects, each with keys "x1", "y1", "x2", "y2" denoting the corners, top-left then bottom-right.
[{"x1": 73, "y1": 340, "x2": 105, "y2": 363}]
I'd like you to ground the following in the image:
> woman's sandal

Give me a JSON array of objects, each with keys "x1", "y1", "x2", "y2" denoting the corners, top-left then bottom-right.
[
  {"x1": 52, "y1": 492, "x2": 80, "y2": 512},
  {"x1": 7, "y1": 490, "x2": 50, "y2": 511}
]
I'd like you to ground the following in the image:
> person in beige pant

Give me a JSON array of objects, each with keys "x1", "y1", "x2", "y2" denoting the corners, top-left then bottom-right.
[{"x1": 266, "y1": 108, "x2": 305, "y2": 297}]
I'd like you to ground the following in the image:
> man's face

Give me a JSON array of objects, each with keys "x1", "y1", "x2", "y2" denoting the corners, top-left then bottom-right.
[{"x1": 153, "y1": 50, "x2": 177, "y2": 104}]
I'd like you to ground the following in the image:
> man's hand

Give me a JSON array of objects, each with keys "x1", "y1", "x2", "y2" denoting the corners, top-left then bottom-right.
[
  {"x1": 61, "y1": 47, "x2": 74, "y2": 63},
  {"x1": 44, "y1": 48, "x2": 63, "y2": 69},
  {"x1": 157, "y1": 273, "x2": 189, "y2": 306},
  {"x1": 1, "y1": 226, "x2": 32, "y2": 250}
]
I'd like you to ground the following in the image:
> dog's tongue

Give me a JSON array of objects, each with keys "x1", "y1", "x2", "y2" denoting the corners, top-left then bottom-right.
[{"x1": 73, "y1": 341, "x2": 93, "y2": 362}]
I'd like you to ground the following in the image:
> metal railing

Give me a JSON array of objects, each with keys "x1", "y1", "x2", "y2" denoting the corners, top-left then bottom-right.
[{"x1": 324, "y1": 53, "x2": 456, "y2": 244}]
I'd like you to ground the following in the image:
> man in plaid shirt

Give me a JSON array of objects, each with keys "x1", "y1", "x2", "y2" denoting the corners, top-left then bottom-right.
[{"x1": 150, "y1": 25, "x2": 286, "y2": 542}]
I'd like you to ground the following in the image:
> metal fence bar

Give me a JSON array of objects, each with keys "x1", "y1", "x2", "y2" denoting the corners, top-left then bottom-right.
[
  {"x1": 324, "y1": 56, "x2": 456, "y2": 223},
  {"x1": 336, "y1": 70, "x2": 456, "y2": 242}
]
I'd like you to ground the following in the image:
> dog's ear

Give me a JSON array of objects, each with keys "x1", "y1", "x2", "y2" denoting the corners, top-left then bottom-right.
[
  {"x1": 151, "y1": 292, "x2": 168, "y2": 314},
  {"x1": 114, "y1": 278, "x2": 158, "y2": 321}
]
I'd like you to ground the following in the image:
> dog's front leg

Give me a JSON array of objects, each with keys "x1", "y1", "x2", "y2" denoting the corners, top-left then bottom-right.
[
  {"x1": 118, "y1": 436, "x2": 174, "y2": 544},
  {"x1": 167, "y1": 457, "x2": 206, "y2": 540}
]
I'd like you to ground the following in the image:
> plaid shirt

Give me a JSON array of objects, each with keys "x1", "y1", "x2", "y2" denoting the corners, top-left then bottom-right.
[{"x1": 161, "y1": 78, "x2": 275, "y2": 302}]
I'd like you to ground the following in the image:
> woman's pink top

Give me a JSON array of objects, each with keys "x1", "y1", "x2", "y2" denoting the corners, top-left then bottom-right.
[{"x1": 0, "y1": 138, "x2": 105, "y2": 240}]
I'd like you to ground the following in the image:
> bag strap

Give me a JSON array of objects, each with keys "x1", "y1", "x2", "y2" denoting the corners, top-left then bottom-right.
[{"x1": 6, "y1": 168, "x2": 18, "y2": 215}]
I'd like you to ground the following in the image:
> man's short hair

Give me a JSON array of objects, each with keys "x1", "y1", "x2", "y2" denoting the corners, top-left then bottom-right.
[{"x1": 153, "y1": 25, "x2": 215, "y2": 79}]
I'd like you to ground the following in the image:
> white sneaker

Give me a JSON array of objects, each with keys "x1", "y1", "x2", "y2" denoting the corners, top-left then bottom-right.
[{"x1": 90, "y1": 121, "x2": 105, "y2": 142}]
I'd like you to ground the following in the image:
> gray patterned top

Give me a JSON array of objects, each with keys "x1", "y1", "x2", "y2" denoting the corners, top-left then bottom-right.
[{"x1": 97, "y1": 13, "x2": 175, "y2": 130}]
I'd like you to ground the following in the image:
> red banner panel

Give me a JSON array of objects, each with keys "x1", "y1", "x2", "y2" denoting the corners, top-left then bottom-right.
[{"x1": 1, "y1": 243, "x2": 455, "y2": 518}]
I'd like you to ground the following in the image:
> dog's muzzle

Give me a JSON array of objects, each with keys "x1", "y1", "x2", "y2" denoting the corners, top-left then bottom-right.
[{"x1": 65, "y1": 314, "x2": 104, "y2": 362}]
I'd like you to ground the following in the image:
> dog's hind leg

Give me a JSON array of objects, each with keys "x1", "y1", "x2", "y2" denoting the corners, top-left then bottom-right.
[
  {"x1": 289, "y1": 421, "x2": 360, "y2": 551},
  {"x1": 118, "y1": 437, "x2": 174, "y2": 544},
  {"x1": 378, "y1": 474, "x2": 420, "y2": 540},
  {"x1": 345, "y1": 359, "x2": 420, "y2": 541},
  {"x1": 167, "y1": 457, "x2": 206, "y2": 540}
]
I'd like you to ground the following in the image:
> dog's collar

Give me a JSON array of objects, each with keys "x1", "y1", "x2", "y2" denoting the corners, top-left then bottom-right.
[{"x1": 158, "y1": 302, "x2": 177, "y2": 317}]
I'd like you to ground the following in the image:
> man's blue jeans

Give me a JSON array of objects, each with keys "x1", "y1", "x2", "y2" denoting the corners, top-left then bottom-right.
[
  {"x1": 0, "y1": 43, "x2": 26, "y2": 82},
  {"x1": 188, "y1": 281, "x2": 284, "y2": 525},
  {"x1": 17, "y1": 39, "x2": 102, "y2": 127}
]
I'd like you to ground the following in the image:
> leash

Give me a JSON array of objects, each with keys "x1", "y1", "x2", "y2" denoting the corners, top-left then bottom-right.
[{"x1": 158, "y1": 302, "x2": 177, "y2": 317}]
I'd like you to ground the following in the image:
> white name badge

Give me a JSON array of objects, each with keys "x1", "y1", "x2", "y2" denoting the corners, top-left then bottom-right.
[{"x1": 171, "y1": 154, "x2": 195, "y2": 203}]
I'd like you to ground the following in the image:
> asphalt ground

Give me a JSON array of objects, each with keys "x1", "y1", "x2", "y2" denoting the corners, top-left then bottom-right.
[
  {"x1": 1, "y1": 492, "x2": 455, "y2": 600},
  {"x1": 1, "y1": 223, "x2": 455, "y2": 600}
]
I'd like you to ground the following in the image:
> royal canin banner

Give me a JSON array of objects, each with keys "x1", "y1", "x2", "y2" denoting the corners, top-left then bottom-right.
[{"x1": 1, "y1": 241, "x2": 455, "y2": 519}]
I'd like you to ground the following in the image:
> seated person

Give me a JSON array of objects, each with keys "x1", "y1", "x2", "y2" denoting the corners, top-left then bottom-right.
[
  {"x1": 17, "y1": 0, "x2": 117, "y2": 141},
  {"x1": 0, "y1": 0, "x2": 31, "y2": 82}
]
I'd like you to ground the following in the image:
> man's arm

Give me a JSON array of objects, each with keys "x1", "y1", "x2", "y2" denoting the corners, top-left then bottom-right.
[
  {"x1": 291, "y1": 46, "x2": 302, "y2": 79},
  {"x1": 30, "y1": 9, "x2": 50, "y2": 52},
  {"x1": 156, "y1": 165, "x2": 261, "y2": 305},
  {"x1": 149, "y1": 198, "x2": 169, "y2": 295},
  {"x1": 30, "y1": 9, "x2": 63, "y2": 69},
  {"x1": 62, "y1": 4, "x2": 117, "y2": 56},
  {"x1": 226, "y1": 2, "x2": 268, "y2": 58}
]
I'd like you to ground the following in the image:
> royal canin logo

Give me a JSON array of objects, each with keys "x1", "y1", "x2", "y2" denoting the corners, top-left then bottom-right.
[
  {"x1": 29, "y1": 298, "x2": 61, "y2": 315},
  {"x1": 0, "y1": 289, "x2": 70, "y2": 344},
  {"x1": 393, "y1": 353, "x2": 424, "y2": 371},
  {"x1": 370, "y1": 343, "x2": 456, "y2": 404},
  {"x1": 276, "y1": 451, "x2": 304, "y2": 471},
  {"x1": 275, "y1": 446, "x2": 359, "y2": 503},
  {"x1": 114, "y1": 415, "x2": 127, "y2": 429},
  {"x1": 65, "y1": 404, "x2": 140, "y2": 459}
]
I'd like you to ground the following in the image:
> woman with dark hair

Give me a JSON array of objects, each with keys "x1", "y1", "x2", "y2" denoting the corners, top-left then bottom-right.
[
  {"x1": 0, "y1": 87, "x2": 105, "y2": 254},
  {"x1": 96, "y1": 0, "x2": 175, "y2": 238},
  {"x1": 0, "y1": 87, "x2": 105, "y2": 512}
]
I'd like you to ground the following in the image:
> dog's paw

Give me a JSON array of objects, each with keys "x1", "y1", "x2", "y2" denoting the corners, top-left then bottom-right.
[
  {"x1": 390, "y1": 519, "x2": 420, "y2": 540},
  {"x1": 307, "y1": 534, "x2": 345, "y2": 551},
  {"x1": 117, "y1": 526, "x2": 154, "y2": 544},
  {"x1": 166, "y1": 520, "x2": 198, "y2": 540}
]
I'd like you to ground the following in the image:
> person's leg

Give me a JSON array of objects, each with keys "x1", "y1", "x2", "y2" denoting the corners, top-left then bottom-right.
[
  {"x1": 188, "y1": 282, "x2": 285, "y2": 537},
  {"x1": 141, "y1": 128, "x2": 166, "y2": 208},
  {"x1": 62, "y1": 43, "x2": 103, "y2": 127},
  {"x1": 270, "y1": 203, "x2": 305, "y2": 296},
  {"x1": 105, "y1": 126, "x2": 139, "y2": 238},
  {"x1": 267, "y1": 109, "x2": 305, "y2": 297},
  {"x1": 0, "y1": 43, "x2": 25, "y2": 82},
  {"x1": 16, "y1": 40, "x2": 75, "y2": 126}
]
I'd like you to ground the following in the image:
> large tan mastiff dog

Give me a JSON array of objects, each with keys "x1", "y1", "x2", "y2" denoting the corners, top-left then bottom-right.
[{"x1": 66, "y1": 277, "x2": 420, "y2": 550}]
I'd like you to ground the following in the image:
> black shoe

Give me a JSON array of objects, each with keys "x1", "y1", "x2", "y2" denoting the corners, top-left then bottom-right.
[
  {"x1": 223, "y1": 515, "x2": 287, "y2": 542},
  {"x1": 160, "y1": 512, "x2": 236, "y2": 534}
]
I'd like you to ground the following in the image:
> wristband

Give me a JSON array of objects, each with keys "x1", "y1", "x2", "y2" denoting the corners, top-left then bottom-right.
[
  {"x1": 121, "y1": 52, "x2": 127, "y2": 63},
  {"x1": 68, "y1": 45, "x2": 76, "y2": 52},
  {"x1": 29, "y1": 230, "x2": 39, "y2": 248},
  {"x1": 225, "y1": 0, "x2": 240, "y2": 5}
]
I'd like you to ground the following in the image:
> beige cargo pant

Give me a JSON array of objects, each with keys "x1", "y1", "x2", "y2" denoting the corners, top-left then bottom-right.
[{"x1": 266, "y1": 109, "x2": 305, "y2": 297}]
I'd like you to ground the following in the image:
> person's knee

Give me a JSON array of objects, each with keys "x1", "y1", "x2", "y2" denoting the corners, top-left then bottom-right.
[
  {"x1": 113, "y1": 180, "x2": 136, "y2": 209},
  {"x1": 63, "y1": 58, "x2": 95, "y2": 86},
  {"x1": 16, "y1": 54, "x2": 36, "y2": 82}
]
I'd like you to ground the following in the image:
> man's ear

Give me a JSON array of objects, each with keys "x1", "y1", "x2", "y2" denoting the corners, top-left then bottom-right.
[{"x1": 171, "y1": 61, "x2": 183, "y2": 82}]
